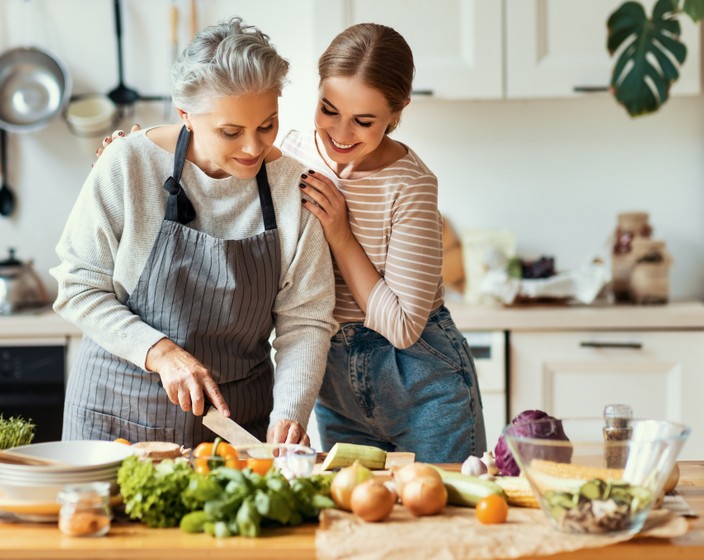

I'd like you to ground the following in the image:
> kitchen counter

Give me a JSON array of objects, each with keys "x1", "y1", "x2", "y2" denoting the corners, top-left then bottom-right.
[
  {"x1": 0, "y1": 461, "x2": 701, "y2": 560},
  {"x1": 445, "y1": 299, "x2": 704, "y2": 331},
  {"x1": 1, "y1": 301, "x2": 703, "y2": 339},
  {"x1": 0, "y1": 306, "x2": 80, "y2": 339}
]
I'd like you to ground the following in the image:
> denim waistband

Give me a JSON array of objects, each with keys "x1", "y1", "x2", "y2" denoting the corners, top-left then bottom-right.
[{"x1": 334, "y1": 305, "x2": 448, "y2": 346}]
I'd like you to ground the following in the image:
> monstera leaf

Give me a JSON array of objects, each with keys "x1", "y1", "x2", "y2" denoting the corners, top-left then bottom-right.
[{"x1": 607, "y1": 0, "x2": 704, "y2": 116}]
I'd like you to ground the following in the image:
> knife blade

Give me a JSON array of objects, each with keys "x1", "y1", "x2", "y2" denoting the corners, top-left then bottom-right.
[{"x1": 202, "y1": 406, "x2": 262, "y2": 447}]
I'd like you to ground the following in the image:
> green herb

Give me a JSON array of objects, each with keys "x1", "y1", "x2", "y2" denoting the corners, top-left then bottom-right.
[
  {"x1": 0, "y1": 415, "x2": 35, "y2": 450},
  {"x1": 117, "y1": 455, "x2": 193, "y2": 528}
]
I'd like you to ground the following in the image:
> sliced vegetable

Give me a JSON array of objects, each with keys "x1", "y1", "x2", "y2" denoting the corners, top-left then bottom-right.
[{"x1": 321, "y1": 442, "x2": 387, "y2": 470}]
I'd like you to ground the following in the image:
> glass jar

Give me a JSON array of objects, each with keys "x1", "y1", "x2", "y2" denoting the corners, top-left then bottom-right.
[
  {"x1": 612, "y1": 212, "x2": 652, "y2": 302},
  {"x1": 603, "y1": 404, "x2": 633, "y2": 469},
  {"x1": 57, "y1": 482, "x2": 112, "y2": 537}
]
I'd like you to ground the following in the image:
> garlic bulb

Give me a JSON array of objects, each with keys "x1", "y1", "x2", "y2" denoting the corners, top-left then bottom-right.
[
  {"x1": 461, "y1": 455, "x2": 487, "y2": 477},
  {"x1": 480, "y1": 451, "x2": 500, "y2": 476}
]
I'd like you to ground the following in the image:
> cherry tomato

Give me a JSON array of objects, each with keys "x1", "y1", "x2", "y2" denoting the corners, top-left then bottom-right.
[
  {"x1": 475, "y1": 494, "x2": 509, "y2": 524},
  {"x1": 246, "y1": 457, "x2": 274, "y2": 476}
]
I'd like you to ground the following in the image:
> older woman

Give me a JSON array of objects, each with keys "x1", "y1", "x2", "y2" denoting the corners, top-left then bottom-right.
[{"x1": 51, "y1": 18, "x2": 336, "y2": 448}]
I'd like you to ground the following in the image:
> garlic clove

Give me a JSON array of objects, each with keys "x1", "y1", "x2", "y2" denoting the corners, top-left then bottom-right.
[{"x1": 480, "y1": 450, "x2": 500, "y2": 476}]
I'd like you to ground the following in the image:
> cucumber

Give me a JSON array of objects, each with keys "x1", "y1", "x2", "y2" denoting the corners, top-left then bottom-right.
[
  {"x1": 321, "y1": 443, "x2": 387, "y2": 470},
  {"x1": 434, "y1": 468, "x2": 506, "y2": 507}
]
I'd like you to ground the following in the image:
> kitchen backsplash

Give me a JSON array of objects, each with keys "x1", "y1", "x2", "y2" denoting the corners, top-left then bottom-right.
[{"x1": 0, "y1": 0, "x2": 702, "y2": 303}]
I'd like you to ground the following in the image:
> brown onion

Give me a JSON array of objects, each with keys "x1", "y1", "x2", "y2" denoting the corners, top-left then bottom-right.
[
  {"x1": 393, "y1": 462, "x2": 442, "y2": 498},
  {"x1": 350, "y1": 479, "x2": 396, "y2": 522},
  {"x1": 401, "y1": 476, "x2": 448, "y2": 516},
  {"x1": 330, "y1": 460, "x2": 373, "y2": 511}
]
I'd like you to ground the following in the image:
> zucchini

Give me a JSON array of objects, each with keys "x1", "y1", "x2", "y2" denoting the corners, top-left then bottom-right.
[{"x1": 434, "y1": 467, "x2": 506, "y2": 507}]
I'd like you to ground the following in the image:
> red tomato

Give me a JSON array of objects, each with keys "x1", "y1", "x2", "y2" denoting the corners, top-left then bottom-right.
[{"x1": 475, "y1": 494, "x2": 509, "y2": 524}]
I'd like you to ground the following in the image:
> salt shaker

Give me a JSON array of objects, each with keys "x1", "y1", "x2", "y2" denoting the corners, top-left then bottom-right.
[
  {"x1": 603, "y1": 404, "x2": 633, "y2": 469},
  {"x1": 57, "y1": 482, "x2": 112, "y2": 537}
]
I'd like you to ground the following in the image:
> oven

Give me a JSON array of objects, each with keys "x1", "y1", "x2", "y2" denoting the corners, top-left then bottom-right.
[{"x1": 0, "y1": 337, "x2": 66, "y2": 443}]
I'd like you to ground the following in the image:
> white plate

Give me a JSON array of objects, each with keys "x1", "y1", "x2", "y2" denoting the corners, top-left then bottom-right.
[{"x1": 0, "y1": 440, "x2": 135, "y2": 473}]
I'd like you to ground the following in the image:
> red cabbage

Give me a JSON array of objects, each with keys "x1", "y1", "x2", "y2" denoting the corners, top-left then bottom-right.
[{"x1": 494, "y1": 410, "x2": 572, "y2": 476}]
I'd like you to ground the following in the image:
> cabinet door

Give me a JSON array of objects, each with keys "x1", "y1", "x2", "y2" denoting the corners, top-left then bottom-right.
[
  {"x1": 505, "y1": 0, "x2": 701, "y2": 98},
  {"x1": 510, "y1": 331, "x2": 704, "y2": 460},
  {"x1": 313, "y1": 0, "x2": 503, "y2": 99}
]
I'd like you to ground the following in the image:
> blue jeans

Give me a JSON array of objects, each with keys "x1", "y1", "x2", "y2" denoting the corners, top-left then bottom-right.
[{"x1": 315, "y1": 305, "x2": 487, "y2": 463}]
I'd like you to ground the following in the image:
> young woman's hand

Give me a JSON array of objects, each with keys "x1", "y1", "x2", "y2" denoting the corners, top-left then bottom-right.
[
  {"x1": 145, "y1": 337, "x2": 230, "y2": 418},
  {"x1": 267, "y1": 419, "x2": 311, "y2": 446},
  {"x1": 95, "y1": 124, "x2": 141, "y2": 158},
  {"x1": 299, "y1": 171, "x2": 353, "y2": 249}
]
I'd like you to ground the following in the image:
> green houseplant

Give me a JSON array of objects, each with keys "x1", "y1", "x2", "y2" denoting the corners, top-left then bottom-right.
[{"x1": 608, "y1": 0, "x2": 704, "y2": 116}]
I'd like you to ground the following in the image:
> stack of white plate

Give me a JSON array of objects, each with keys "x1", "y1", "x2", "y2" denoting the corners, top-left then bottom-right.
[{"x1": 0, "y1": 441, "x2": 135, "y2": 518}]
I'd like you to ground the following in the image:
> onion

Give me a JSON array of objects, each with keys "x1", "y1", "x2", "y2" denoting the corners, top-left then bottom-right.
[
  {"x1": 393, "y1": 462, "x2": 442, "y2": 498},
  {"x1": 401, "y1": 476, "x2": 448, "y2": 516},
  {"x1": 330, "y1": 460, "x2": 373, "y2": 511},
  {"x1": 350, "y1": 479, "x2": 396, "y2": 522}
]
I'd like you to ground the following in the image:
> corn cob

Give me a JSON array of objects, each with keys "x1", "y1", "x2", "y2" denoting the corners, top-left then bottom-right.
[
  {"x1": 529, "y1": 459, "x2": 624, "y2": 481},
  {"x1": 321, "y1": 442, "x2": 387, "y2": 470},
  {"x1": 494, "y1": 476, "x2": 539, "y2": 508}
]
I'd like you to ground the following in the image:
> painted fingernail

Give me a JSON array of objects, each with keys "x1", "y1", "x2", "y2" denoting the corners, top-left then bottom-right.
[
  {"x1": 301, "y1": 198, "x2": 307, "y2": 203},
  {"x1": 301, "y1": 173, "x2": 307, "y2": 179},
  {"x1": 299, "y1": 183, "x2": 306, "y2": 188},
  {"x1": 103, "y1": 137, "x2": 110, "y2": 144},
  {"x1": 308, "y1": 170, "x2": 315, "y2": 174}
]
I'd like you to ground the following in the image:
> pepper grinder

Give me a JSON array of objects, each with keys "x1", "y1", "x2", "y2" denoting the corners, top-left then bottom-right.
[{"x1": 603, "y1": 404, "x2": 633, "y2": 469}]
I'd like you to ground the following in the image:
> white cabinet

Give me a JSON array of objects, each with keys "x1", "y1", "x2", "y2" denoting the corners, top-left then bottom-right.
[
  {"x1": 315, "y1": 0, "x2": 701, "y2": 99},
  {"x1": 505, "y1": 0, "x2": 701, "y2": 97},
  {"x1": 313, "y1": 0, "x2": 504, "y2": 99},
  {"x1": 509, "y1": 330, "x2": 704, "y2": 460}
]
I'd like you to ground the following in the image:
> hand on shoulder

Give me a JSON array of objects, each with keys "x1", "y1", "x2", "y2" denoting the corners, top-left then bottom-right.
[{"x1": 95, "y1": 124, "x2": 141, "y2": 159}]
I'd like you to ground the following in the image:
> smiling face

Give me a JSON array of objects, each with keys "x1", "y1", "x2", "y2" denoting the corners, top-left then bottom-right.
[
  {"x1": 179, "y1": 90, "x2": 279, "y2": 179},
  {"x1": 314, "y1": 75, "x2": 401, "y2": 172}
]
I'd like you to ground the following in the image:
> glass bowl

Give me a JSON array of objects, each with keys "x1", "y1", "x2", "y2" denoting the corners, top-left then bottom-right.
[{"x1": 503, "y1": 417, "x2": 690, "y2": 535}]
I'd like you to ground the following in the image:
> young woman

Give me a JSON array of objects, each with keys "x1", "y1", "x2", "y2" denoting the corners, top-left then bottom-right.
[
  {"x1": 281, "y1": 23, "x2": 486, "y2": 462},
  {"x1": 52, "y1": 18, "x2": 336, "y2": 448}
]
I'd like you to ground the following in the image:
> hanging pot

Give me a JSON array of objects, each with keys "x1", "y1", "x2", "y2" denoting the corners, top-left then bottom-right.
[
  {"x1": 0, "y1": 46, "x2": 72, "y2": 133},
  {"x1": 0, "y1": 248, "x2": 47, "y2": 314}
]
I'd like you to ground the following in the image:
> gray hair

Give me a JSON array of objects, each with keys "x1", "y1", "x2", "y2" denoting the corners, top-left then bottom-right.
[{"x1": 171, "y1": 17, "x2": 289, "y2": 114}]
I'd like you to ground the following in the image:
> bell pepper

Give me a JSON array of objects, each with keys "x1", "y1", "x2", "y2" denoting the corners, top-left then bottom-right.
[{"x1": 193, "y1": 437, "x2": 243, "y2": 474}]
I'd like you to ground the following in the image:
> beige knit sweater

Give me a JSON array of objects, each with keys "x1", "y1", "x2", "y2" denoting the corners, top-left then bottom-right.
[{"x1": 51, "y1": 128, "x2": 337, "y2": 429}]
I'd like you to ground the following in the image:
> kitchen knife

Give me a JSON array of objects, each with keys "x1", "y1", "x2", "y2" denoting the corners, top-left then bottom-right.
[{"x1": 202, "y1": 406, "x2": 262, "y2": 447}]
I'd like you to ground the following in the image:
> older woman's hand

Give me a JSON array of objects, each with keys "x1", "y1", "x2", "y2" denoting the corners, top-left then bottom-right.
[
  {"x1": 267, "y1": 419, "x2": 311, "y2": 446},
  {"x1": 145, "y1": 338, "x2": 230, "y2": 417}
]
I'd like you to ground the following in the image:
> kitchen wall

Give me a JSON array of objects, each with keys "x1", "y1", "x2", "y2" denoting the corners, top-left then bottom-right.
[{"x1": 1, "y1": 0, "x2": 703, "y2": 302}]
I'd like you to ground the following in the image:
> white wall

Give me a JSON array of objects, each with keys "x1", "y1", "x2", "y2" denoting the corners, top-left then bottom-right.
[{"x1": 0, "y1": 0, "x2": 702, "y2": 302}]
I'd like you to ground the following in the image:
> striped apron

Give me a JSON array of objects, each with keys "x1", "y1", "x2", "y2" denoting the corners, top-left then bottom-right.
[{"x1": 62, "y1": 126, "x2": 281, "y2": 448}]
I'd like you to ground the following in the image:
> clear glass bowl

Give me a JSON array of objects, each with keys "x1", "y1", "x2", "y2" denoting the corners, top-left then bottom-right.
[{"x1": 503, "y1": 417, "x2": 690, "y2": 535}]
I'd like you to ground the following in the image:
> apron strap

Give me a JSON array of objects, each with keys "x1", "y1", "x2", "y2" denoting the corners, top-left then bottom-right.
[
  {"x1": 163, "y1": 126, "x2": 196, "y2": 224},
  {"x1": 256, "y1": 163, "x2": 277, "y2": 231}
]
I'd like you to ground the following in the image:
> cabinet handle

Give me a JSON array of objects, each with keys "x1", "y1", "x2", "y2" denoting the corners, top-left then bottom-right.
[
  {"x1": 580, "y1": 341, "x2": 643, "y2": 349},
  {"x1": 573, "y1": 86, "x2": 609, "y2": 93}
]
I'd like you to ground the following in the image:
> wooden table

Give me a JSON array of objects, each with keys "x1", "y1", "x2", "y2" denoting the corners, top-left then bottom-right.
[{"x1": 0, "y1": 462, "x2": 702, "y2": 560}]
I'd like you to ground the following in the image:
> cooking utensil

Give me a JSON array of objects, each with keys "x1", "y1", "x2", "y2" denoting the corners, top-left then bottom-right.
[
  {"x1": 0, "y1": 129, "x2": 15, "y2": 217},
  {"x1": 108, "y1": 0, "x2": 139, "y2": 109},
  {"x1": 0, "y1": 449, "x2": 67, "y2": 467},
  {"x1": 0, "y1": 46, "x2": 71, "y2": 133},
  {"x1": 190, "y1": 0, "x2": 198, "y2": 39},
  {"x1": 202, "y1": 407, "x2": 262, "y2": 447},
  {"x1": 0, "y1": 248, "x2": 48, "y2": 314}
]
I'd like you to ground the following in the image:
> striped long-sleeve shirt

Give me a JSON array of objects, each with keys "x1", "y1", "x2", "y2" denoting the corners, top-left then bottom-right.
[{"x1": 281, "y1": 129, "x2": 445, "y2": 349}]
